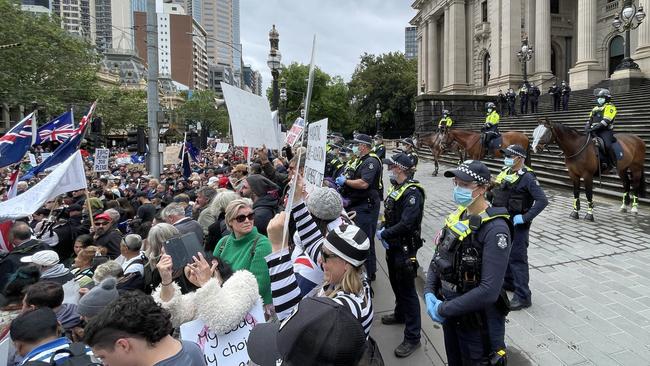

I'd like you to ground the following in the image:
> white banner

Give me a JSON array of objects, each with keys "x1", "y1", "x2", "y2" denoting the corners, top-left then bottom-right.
[
  {"x1": 180, "y1": 300, "x2": 265, "y2": 366},
  {"x1": 215, "y1": 143, "x2": 230, "y2": 154},
  {"x1": 0, "y1": 151, "x2": 87, "y2": 220},
  {"x1": 305, "y1": 119, "x2": 328, "y2": 191},
  {"x1": 93, "y1": 148, "x2": 110, "y2": 172},
  {"x1": 221, "y1": 83, "x2": 280, "y2": 150}
]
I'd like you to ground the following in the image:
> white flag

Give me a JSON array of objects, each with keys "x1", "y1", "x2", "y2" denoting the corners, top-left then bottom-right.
[{"x1": 0, "y1": 151, "x2": 87, "y2": 220}]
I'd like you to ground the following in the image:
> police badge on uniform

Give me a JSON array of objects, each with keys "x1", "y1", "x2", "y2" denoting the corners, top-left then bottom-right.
[
  {"x1": 496, "y1": 233, "x2": 508, "y2": 249},
  {"x1": 409, "y1": 195, "x2": 416, "y2": 205},
  {"x1": 369, "y1": 163, "x2": 374, "y2": 170}
]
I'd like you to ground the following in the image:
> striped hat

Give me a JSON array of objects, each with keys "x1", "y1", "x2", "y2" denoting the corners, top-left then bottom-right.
[{"x1": 323, "y1": 224, "x2": 369, "y2": 267}]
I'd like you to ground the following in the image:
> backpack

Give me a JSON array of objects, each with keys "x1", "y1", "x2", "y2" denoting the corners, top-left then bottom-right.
[{"x1": 23, "y1": 343, "x2": 101, "y2": 366}]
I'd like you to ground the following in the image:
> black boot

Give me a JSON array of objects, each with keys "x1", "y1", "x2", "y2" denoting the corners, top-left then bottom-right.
[
  {"x1": 509, "y1": 297, "x2": 532, "y2": 311},
  {"x1": 381, "y1": 313, "x2": 405, "y2": 325},
  {"x1": 394, "y1": 340, "x2": 421, "y2": 358}
]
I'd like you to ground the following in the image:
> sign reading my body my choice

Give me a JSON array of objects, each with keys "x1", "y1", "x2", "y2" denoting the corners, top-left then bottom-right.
[
  {"x1": 180, "y1": 300, "x2": 265, "y2": 366},
  {"x1": 304, "y1": 118, "x2": 328, "y2": 191}
]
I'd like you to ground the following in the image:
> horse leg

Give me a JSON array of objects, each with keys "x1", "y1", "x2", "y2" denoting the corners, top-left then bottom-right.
[
  {"x1": 619, "y1": 171, "x2": 631, "y2": 213},
  {"x1": 570, "y1": 176, "x2": 581, "y2": 219},
  {"x1": 631, "y1": 169, "x2": 642, "y2": 214},
  {"x1": 584, "y1": 178, "x2": 595, "y2": 222},
  {"x1": 433, "y1": 157, "x2": 439, "y2": 176}
]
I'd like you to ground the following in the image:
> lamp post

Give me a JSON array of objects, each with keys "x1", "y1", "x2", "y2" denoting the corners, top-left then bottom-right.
[
  {"x1": 612, "y1": 0, "x2": 646, "y2": 70},
  {"x1": 517, "y1": 37, "x2": 534, "y2": 84},
  {"x1": 267, "y1": 25, "x2": 282, "y2": 111},
  {"x1": 279, "y1": 78, "x2": 287, "y2": 125},
  {"x1": 374, "y1": 103, "x2": 382, "y2": 135}
]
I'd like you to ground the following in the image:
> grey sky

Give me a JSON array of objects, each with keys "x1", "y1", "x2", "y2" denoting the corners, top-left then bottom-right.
[{"x1": 240, "y1": 1, "x2": 415, "y2": 92}]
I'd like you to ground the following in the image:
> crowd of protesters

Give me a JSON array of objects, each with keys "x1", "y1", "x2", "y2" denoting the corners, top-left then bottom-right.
[{"x1": 0, "y1": 137, "x2": 383, "y2": 366}]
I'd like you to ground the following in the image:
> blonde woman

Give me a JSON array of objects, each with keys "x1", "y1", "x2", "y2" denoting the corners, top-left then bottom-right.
[
  {"x1": 143, "y1": 223, "x2": 180, "y2": 294},
  {"x1": 204, "y1": 190, "x2": 240, "y2": 251}
]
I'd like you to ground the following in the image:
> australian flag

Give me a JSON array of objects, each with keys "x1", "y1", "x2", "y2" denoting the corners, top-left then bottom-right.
[
  {"x1": 35, "y1": 111, "x2": 75, "y2": 145},
  {"x1": 179, "y1": 140, "x2": 200, "y2": 178},
  {"x1": 0, "y1": 113, "x2": 36, "y2": 169}
]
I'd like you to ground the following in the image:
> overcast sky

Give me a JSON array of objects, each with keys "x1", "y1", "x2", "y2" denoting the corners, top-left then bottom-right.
[{"x1": 240, "y1": 1, "x2": 415, "y2": 92}]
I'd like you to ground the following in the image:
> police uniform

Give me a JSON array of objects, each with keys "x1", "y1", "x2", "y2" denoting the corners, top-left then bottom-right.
[
  {"x1": 548, "y1": 84, "x2": 560, "y2": 111},
  {"x1": 379, "y1": 153, "x2": 425, "y2": 356},
  {"x1": 438, "y1": 111, "x2": 453, "y2": 132},
  {"x1": 519, "y1": 84, "x2": 529, "y2": 114},
  {"x1": 372, "y1": 135, "x2": 386, "y2": 160},
  {"x1": 400, "y1": 138, "x2": 418, "y2": 179},
  {"x1": 587, "y1": 89, "x2": 617, "y2": 169},
  {"x1": 482, "y1": 104, "x2": 500, "y2": 155},
  {"x1": 561, "y1": 82, "x2": 571, "y2": 111},
  {"x1": 425, "y1": 160, "x2": 512, "y2": 365},
  {"x1": 325, "y1": 144, "x2": 345, "y2": 179},
  {"x1": 491, "y1": 145, "x2": 548, "y2": 309}
]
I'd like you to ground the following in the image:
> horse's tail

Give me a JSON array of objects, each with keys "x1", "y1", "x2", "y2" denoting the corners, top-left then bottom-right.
[
  {"x1": 638, "y1": 168, "x2": 647, "y2": 198},
  {"x1": 525, "y1": 143, "x2": 532, "y2": 168}
]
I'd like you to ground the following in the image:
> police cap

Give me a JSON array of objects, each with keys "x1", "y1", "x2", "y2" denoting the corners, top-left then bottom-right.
[
  {"x1": 444, "y1": 160, "x2": 490, "y2": 185},
  {"x1": 353, "y1": 134, "x2": 373, "y2": 146},
  {"x1": 500, "y1": 144, "x2": 527, "y2": 158},
  {"x1": 400, "y1": 137, "x2": 415, "y2": 147},
  {"x1": 382, "y1": 153, "x2": 414, "y2": 170}
]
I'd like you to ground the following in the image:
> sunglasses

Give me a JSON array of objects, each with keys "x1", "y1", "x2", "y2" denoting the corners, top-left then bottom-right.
[
  {"x1": 320, "y1": 248, "x2": 339, "y2": 262},
  {"x1": 95, "y1": 222, "x2": 110, "y2": 226},
  {"x1": 233, "y1": 213, "x2": 255, "y2": 223}
]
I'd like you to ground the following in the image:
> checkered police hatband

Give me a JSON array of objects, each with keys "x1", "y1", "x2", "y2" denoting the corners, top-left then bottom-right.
[
  {"x1": 389, "y1": 158, "x2": 409, "y2": 171},
  {"x1": 458, "y1": 164, "x2": 488, "y2": 184},
  {"x1": 505, "y1": 147, "x2": 526, "y2": 158}
]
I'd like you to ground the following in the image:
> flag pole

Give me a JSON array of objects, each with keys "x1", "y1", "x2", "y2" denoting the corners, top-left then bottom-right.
[
  {"x1": 180, "y1": 132, "x2": 187, "y2": 169},
  {"x1": 85, "y1": 190, "x2": 95, "y2": 228}
]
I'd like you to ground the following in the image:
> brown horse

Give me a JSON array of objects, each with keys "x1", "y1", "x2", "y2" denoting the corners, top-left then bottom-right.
[
  {"x1": 445, "y1": 128, "x2": 531, "y2": 164},
  {"x1": 531, "y1": 117, "x2": 646, "y2": 219},
  {"x1": 415, "y1": 131, "x2": 465, "y2": 176}
]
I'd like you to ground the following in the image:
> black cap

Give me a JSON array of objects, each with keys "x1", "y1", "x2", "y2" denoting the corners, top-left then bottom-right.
[
  {"x1": 67, "y1": 204, "x2": 83, "y2": 212},
  {"x1": 400, "y1": 137, "x2": 415, "y2": 147},
  {"x1": 247, "y1": 297, "x2": 366, "y2": 366},
  {"x1": 444, "y1": 160, "x2": 491, "y2": 185},
  {"x1": 373, "y1": 134, "x2": 383, "y2": 139},
  {"x1": 353, "y1": 133, "x2": 373, "y2": 146},
  {"x1": 500, "y1": 144, "x2": 527, "y2": 158},
  {"x1": 383, "y1": 153, "x2": 414, "y2": 170}
]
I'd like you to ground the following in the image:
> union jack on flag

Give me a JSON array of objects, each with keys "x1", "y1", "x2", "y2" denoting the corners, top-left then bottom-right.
[
  {"x1": 35, "y1": 111, "x2": 75, "y2": 144},
  {"x1": 0, "y1": 112, "x2": 36, "y2": 168}
]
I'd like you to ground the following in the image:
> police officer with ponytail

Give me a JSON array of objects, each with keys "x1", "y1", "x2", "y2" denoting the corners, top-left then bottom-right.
[
  {"x1": 491, "y1": 144, "x2": 548, "y2": 310},
  {"x1": 425, "y1": 160, "x2": 512, "y2": 366},
  {"x1": 377, "y1": 153, "x2": 425, "y2": 358}
]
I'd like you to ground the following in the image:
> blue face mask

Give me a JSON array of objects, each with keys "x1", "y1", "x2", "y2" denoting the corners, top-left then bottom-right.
[
  {"x1": 452, "y1": 185, "x2": 475, "y2": 206},
  {"x1": 504, "y1": 157, "x2": 516, "y2": 167},
  {"x1": 597, "y1": 97, "x2": 606, "y2": 105},
  {"x1": 352, "y1": 146, "x2": 359, "y2": 154}
]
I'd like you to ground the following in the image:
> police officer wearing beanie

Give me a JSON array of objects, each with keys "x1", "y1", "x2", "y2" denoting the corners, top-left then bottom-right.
[
  {"x1": 491, "y1": 144, "x2": 548, "y2": 310},
  {"x1": 377, "y1": 153, "x2": 425, "y2": 357},
  {"x1": 424, "y1": 160, "x2": 512, "y2": 365},
  {"x1": 335, "y1": 133, "x2": 383, "y2": 281}
]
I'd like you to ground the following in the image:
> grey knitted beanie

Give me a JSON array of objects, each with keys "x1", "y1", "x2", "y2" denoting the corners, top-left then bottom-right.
[
  {"x1": 78, "y1": 277, "x2": 119, "y2": 318},
  {"x1": 306, "y1": 187, "x2": 343, "y2": 221}
]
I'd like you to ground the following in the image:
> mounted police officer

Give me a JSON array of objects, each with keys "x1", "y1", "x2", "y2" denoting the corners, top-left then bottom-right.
[
  {"x1": 372, "y1": 134, "x2": 386, "y2": 160},
  {"x1": 491, "y1": 144, "x2": 548, "y2": 310},
  {"x1": 482, "y1": 102, "x2": 500, "y2": 157},
  {"x1": 336, "y1": 133, "x2": 383, "y2": 281},
  {"x1": 400, "y1": 137, "x2": 418, "y2": 178},
  {"x1": 438, "y1": 110, "x2": 454, "y2": 132},
  {"x1": 425, "y1": 160, "x2": 512, "y2": 366},
  {"x1": 587, "y1": 88, "x2": 618, "y2": 172},
  {"x1": 377, "y1": 153, "x2": 425, "y2": 358}
]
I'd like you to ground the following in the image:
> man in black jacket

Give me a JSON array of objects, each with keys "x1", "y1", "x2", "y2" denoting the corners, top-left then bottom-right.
[
  {"x1": 93, "y1": 213, "x2": 123, "y2": 259},
  {"x1": 0, "y1": 221, "x2": 48, "y2": 288}
]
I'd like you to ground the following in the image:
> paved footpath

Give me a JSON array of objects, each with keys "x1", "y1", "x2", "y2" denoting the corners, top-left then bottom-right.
[{"x1": 371, "y1": 160, "x2": 650, "y2": 366}]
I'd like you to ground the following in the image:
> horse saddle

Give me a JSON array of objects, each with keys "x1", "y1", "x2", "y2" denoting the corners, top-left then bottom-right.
[{"x1": 593, "y1": 136, "x2": 624, "y2": 161}]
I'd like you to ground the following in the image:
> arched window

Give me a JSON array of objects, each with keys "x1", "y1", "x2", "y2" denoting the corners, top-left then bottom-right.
[
  {"x1": 483, "y1": 53, "x2": 491, "y2": 86},
  {"x1": 609, "y1": 36, "x2": 625, "y2": 76}
]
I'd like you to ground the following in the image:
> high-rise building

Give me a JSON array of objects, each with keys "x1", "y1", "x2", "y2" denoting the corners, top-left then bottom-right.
[
  {"x1": 242, "y1": 65, "x2": 262, "y2": 96},
  {"x1": 50, "y1": 0, "x2": 94, "y2": 38},
  {"x1": 405, "y1": 26, "x2": 417, "y2": 60}
]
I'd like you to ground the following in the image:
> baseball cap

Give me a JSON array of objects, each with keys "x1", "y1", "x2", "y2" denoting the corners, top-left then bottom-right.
[
  {"x1": 94, "y1": 213, "x2": 112, "y2": 222},
  {"x1": 444, "y1": 160, "x2": 491, "y2": 185},
  {"x1": 382, "y1": 153, "x2": 414, "y2": 170},
  {"x1": 20, "y1": 250, "x2": 60, "y2": 266},
  {"x1": 248, "y1": 297, "x2": 366, "y2": 366}
]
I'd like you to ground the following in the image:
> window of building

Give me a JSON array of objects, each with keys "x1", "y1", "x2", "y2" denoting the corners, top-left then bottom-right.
[
  {"x1": 481, "y1": 1, "x2": 488, "y2": 22},
  {"x1": 483, "y1": 53, "x2": 491, "y2": 86},
  {"x1": 609, "y1": 35, "x2": 625, "y2": 75},
  {"x1": 551, "y1": 0, "x2": 559, "y2": 14}
]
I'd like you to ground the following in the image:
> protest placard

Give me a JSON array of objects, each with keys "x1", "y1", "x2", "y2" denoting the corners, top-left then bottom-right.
[
  {"x1": 180, "y1": 300, "x2": 265, "y2": 366},
  {"x1": 93, "y1": 148, "x2": 110, "y2": 172},
  {"x1": 304, "y1": 118, "x2": 328, "y2": 191},
  {"x1": 285, "y1": 117, "x2": 305, "y2": 146},
  {"x1": 28, "y1": 153, "x2": 37, "y2": 166},
  {"x1": 164, "y1": 144, "x2": 181, "y2": 165},
  {"x1": 221, "y1": 83, "x2": 280, "y2": 150},
  {"x1": 215, "y1": 143, "x2": 230, "y2": 154}
]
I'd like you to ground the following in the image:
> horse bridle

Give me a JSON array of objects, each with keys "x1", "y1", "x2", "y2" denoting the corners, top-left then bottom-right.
[{"x1": 542, "y1": 124, "x2": 592, "y2": 160}]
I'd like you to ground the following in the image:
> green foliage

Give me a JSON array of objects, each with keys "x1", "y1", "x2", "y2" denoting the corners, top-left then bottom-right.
[
  {"x1": 176, "y1": 90, "x2": 229, "y2": 136},
  {"x1": 95, "y1": 87, "x2": 147, "y2": 134},
  {"x1": 348, "y1": 52, "x2": 417, "y2": 137},
  {"x1": 0, "y1": 0, "x2": 100, "y2": 112}
]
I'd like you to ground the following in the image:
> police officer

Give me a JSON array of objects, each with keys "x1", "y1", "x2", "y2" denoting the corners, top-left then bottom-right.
[
  {"x1": 377, "y1": 153, "x2": 425, "y2": 357},
  {"x1": 587, "y1": 88, "x2": 618, "y2": 172},
  {"x1": 519, "y1": 83, "x2": 529, "y2": 114},
  {"x1": 506, "y1": 88, "x2": 517, "y2": 116},
  {"x1": 491, "y1": 145, "x2": 548, "y2": 310},
  {"x1": 424, "y1": 160, "x2": 512, "y2": 366},
  {"x1": 325, "y1": 143, "x2": 345, "y2": 179},
  {"x1": 561, "y1": 80, "x2": 571, "y2": 111},
  {"x1": 548, "y1": 82, "x2": 560, "y2": 111},
  {"x1": 438, "y1": 110, "x2": 454, "y2": 132},
  {"x1": 482, "y1": 102, "x2": 500, "y2": 157},
  {"x1": 400, "y1": 137, "x2": 418, "y2": 178},
  {"x1": 336, "y1": 133, "x2": 383, "y2": 281},
  {"x1": 497, "y1": 90, "x2": 507, "y2": 114},
  {"x1": 529, "y1": 84, "x2": 540, "y2": 113},
  {"x1": 372, "y1": 134, "x2": 386, "y2": 160}
]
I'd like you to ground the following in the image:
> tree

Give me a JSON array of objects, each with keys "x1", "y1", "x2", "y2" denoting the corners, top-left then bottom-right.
[
  {"x1": 269, "y1": 63, "x2": 356, "y2": 135},
  {"x1": 94, "y1": 87, "x2": 147, "y2": 134},
  {"x1": 176, "y1": 90, "x2": 229, "y2": 136},
  {"x1": 0, "y1": 0, "x2": 100, "y2": 113},
  {"x1": 348, "y1": 52, "x2": 417, "y2": 138}
]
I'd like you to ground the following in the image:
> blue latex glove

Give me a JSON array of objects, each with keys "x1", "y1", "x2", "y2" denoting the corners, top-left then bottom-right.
[
  {"x1": 376, "y1": 228, "x2": 389, "y2": 249},
  {"x1": 425, "y1": 293, "x2": 445, "y2": 323},
  {"x1": 513, "y1": 214, "x2": 525, "y2": 226},
  {"x1": 335, "y1": 175, "x2": 347, "y2": 187}
]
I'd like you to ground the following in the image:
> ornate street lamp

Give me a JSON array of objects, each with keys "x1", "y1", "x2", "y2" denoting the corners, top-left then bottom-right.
[
  {"x1": 612, "y1": 0, "x2": 646, "y2": 70},
  {"x1": 267, "y1": 25, "x2": 282, "y2": 111},
  {"x1": 517, "y1": 37, "x2": 534, "y2": 84},
  {"x1": 279, "y1": 78, "x2": 288, "y2": 125},
  {"x1": 374, "y1": 103, "x2": 382, "y2": 135}
]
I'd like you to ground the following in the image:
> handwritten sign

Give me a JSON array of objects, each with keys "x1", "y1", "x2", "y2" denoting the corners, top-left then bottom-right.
[
  {"x1": 285, "y1": 117, "x2": 305, "y2": 146},
  {"x1": 304, "y1": 118, "x2": 328, "y2": 191},
  {"x1": 180, "y1": 300, "x2": 265, "y2": 366},
  {"x1": 215, "y1": 143, "x2": 230, "y2": 154},
  {"x1": 164, "y1": 145, "x2": 181, "y2": 165},
  {"x1": 93, "y1": 148, "x2": 110, "y2": 172}
]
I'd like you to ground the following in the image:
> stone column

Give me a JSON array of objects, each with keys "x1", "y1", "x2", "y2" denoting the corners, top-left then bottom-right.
[
  {"x1": 568, "y1": 0, "x2": 605, "y2": 89},
  {"x1": 634, "y1": 0, "x2": 650, "y2": 75},
  {"x1": 533, "y1": 0, "x2": 553, "y2": 85},
  {"x1": 488, "y1": 0, "x2": 502, "y2": 87},
  {"x1": 441, "y1": 0, "x2": 468, "y2": 93},
  {"x1": 443, "y1": 8, "x2": 450, "y2": 88},
  {"x1": 500, "y1": 0, "x2": 522, "y2": 88},
  {"x1": 417, "y1": 35, "x2": 423, "y2": 94},
  {"x1": 427, "y1": 17, "x2": 439, "y2": 92},
  {"x1": 422, "y1": 19, "x2": 429, "y2": 93}
]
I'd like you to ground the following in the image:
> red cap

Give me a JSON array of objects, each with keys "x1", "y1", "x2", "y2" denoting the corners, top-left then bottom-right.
[{"x1": 94, "y1": 213, "x2": 112, "y2": 222}]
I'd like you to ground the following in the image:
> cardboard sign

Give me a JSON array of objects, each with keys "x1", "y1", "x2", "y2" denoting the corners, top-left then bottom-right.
[
  {"x1": 221, "y1": 83, "x2": 280, "y2": 149},
  {"x1": 285, "y1": 117, "x2": 305, "y2": 146},
  {"x1": 304, "y1": 118, "x2": 328, "y2": 190},
  {"x1": 180, "y1": 300, "x2": 265, "y2": 366},
  {"x1": 164, "y1": 144, "x2": 182, "y2": 165},
  {"x1": 215, "y1": 143, "x2": 230, "y2": 154},
  {"x1": 93, "y1": 148, "x2": 110, "y2": 172}
]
